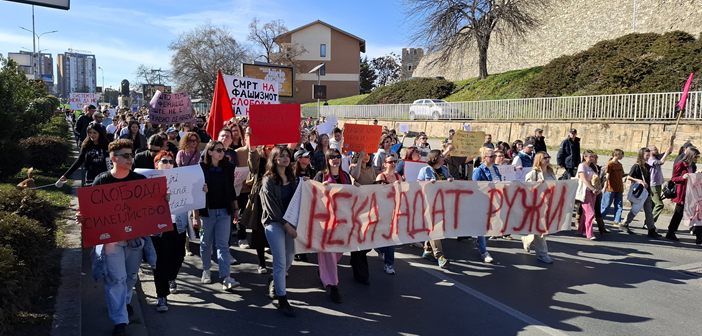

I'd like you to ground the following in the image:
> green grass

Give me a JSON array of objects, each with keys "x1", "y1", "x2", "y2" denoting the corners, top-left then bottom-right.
[
  {"x1": 0, "y1": 168, "x2": 73, "y2": 209},
  {"x1": 445, "y1": 67, "x2": 543, "y2": 102},
  {"x1": 302, "y1": 94, "x2": 370, "y2": 106}
]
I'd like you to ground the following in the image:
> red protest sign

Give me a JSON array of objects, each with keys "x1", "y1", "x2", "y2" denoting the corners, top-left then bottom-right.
[
  {"x1": 342, "y1": 124, "x2": 383, "y2": 153},
  {"x1": 77, "y1": 177, "x2": 172, "y2": 247},
  {"x1": 248, "y1": 104, "x2": 301, "y2": 146}
]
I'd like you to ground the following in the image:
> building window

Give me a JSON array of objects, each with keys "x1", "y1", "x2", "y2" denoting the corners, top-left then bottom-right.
[{"x1": 320, "y1": 44, "x2": 326, "y2": 57}]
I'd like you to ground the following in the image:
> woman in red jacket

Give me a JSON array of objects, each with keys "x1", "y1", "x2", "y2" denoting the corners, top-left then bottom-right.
[{"x1": 667, "y1": 148, "x2": 700, "y2": 242}]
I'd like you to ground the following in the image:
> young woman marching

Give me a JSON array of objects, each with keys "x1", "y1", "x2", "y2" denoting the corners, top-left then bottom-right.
[
  {"x1": 374, "y1": 153, "x2": 405, "y2": 274},
  {"x1": 60, "y1": 124, "x2": 110, "y2": 187},
  {"x1": 523, "y1": 151, "x2": 556, "y2": 264}
]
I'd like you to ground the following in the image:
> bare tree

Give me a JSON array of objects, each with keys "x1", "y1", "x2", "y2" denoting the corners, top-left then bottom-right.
[
  {"x1": 371, "y1": 53, "x2": 402, "y2": 87},
  {"x1": 247, "y1": 18, "x2": 288, "y2": 62},
  {"x1": 132, "y1": 64, "x2": 171, "y2": 91},
  {"x1": 404, "y1": 0, "x2": 549, "y2": 79},
  {"x1": 169, "y1": 21, "x2": 250, "y2": 99}
]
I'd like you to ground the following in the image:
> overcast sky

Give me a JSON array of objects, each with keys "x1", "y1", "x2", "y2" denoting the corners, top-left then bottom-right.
[{"x1": 0, "y1": 0, "x2": 415, "y2": 90}]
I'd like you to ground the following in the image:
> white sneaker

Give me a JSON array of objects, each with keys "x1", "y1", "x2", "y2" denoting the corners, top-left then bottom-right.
[
  {"x1": 222, "y1": 277, "x2": 240, "y2": 290},
  {"x1": 201, "y1": 270, "x2": 212, "y2": 284},
  {"x1": 383, "y1": 264, "x2": 395, "y2": 275},
  {"x1": 521, "y1": 236, "x2": 530, "y2": 253},
  {"x1": 258, "y1": 266, "x2": 267, "y2": 274},
  {"x1": 537, "y1": 255, "x2": 553, "y2": 264},
  {"x1": 238, "y1": 239, "x2": 250, "y2": 249},
  {"x1": 481, "y1": 252, "x2": 494, "y2": 263}
]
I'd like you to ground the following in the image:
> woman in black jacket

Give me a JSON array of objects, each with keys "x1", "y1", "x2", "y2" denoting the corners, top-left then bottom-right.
[
  {"x1": 196, "y1": 141, "x2": 240, "y2": 290},
  {"x1": 260, "y1": 146, "x2": 300, "y2": 317},
  {"x1": 60, "y1": 124, "x2": 110, "y2": 186},
  {"x1": 119, "y1": 120, "x2": 147, "y2": 153}
]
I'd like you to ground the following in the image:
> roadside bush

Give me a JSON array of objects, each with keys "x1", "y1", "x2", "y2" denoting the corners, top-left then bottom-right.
[
  {"x1": 0, "y1": 246, "x2": 28, "y2": 329},
  {"x1": 20, "y1": 136, "x2": 70, "y2": 173},
  {"x1": 359, "y1": 78, "x2": 456, "y2": 105},
  {"x1": 0, "y1": 189, "x2": 56, "y2": 232},
  {"x1": 0, "y1": 140, "x2": 26, "y2": 179},
  {"x1": 39, "y1": 114, "x2": 72, "y2": 141},
  {"x1": 524, "y1": 31, "x2": 702, "y2": 97}
]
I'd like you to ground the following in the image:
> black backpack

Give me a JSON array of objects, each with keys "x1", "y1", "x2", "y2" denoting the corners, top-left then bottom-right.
[{"x1": 662, "y1": 180, "x2": 677, "y2": 199}]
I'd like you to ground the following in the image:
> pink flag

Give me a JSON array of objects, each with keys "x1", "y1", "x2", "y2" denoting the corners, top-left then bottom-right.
[{"x1": 676, "y1": 73, "x2": 694, "y2": 112}]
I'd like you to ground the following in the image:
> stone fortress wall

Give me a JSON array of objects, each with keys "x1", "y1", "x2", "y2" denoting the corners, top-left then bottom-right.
[
  {"x1": 401, "y1": 48, "x2": 424, "y2": 80},
  {"x1": 413, "y1": 0, "x2": 702, "y2": 81}
]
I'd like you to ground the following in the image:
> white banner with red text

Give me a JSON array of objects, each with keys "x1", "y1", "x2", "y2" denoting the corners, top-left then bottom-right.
[{"x1": 293, "y1": 179, "x2": 577, "y2": 253}]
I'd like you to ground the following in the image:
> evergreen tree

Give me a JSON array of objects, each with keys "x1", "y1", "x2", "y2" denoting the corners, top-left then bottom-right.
[{"x1": 359, "y1": 56, "x2": 377, "y2": 94}]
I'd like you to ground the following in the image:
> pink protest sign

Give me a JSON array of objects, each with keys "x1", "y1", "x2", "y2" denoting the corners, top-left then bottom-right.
[{"x1": 148, "y1": 90, "x2": 195, "y2": 124}]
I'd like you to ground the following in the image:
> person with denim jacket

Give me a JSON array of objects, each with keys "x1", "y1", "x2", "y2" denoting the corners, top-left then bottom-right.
[
  {"x1": 417, "y1": 149, "x2": 453, "y2": 268},
  {"x1": 260, "y1": 146, "x2": 301, "y2": 317},
  {"x1": 76, "y1": 139, "x2": 161, "y2": 336},
  {"x1": 472, "y1": 147, "x2": 501, "y2": 263}
]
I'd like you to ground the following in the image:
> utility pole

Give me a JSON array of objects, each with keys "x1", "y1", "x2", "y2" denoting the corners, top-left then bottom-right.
[
  {"x1": 19, "y1": 6, "x2": 57, "y2": 80},
  {"x1": 98, "y1": 66, "x2": 104, "y2": 102}
]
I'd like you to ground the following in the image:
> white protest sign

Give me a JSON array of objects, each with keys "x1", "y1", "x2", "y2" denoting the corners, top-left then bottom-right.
[
  {"x1": 463, "y1": 125, "x2": 471, "y2": 131},
  {"x1": 399, "y1": 123, "x2": 409, "y2": 134},
  {"x1": 316, "y1": 120, "x2": 335, "y2": 136},
  {"x1": 234, "y1": 166, "x2": 250, "y2": 196},
  {"x1": 403, "y1": 160, "x2": 427, "y2": 181},
  {"x1": 497, "y1": 166, "x2": 532, "y2": 182},
  {"x1": 295, "y1": 179, "x2": 578, "y2": 253},
  {"x1": 135, "y1": 165, "x2": 206, "y2": 214},
  {"x1": 69, "y1": 93, "x2": 97, "y2": 110},
  {"x1": 223, "y1": 75, "x2": 279, "y2": 117},
  {"x1": 283, "y1": 178, "x2": 304, "y2": 227},
  {"x1": 148, "y1": 90, "x2": 195, "y2": 124},
  {"x1": 683, "y1": 173, "x2": 702, "y2": 226}
]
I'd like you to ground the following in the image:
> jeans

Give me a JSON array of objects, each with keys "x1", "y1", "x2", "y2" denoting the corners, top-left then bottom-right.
[
  {"x1": 200, "y1": 208, "x2": 231, "y2": 277},
  {"x1": 377, "y1": 246, "x2": 395, "y2": 266},
  {"x1": 650, "y1": 186, "x2": 665, "y2": 222},
  {"x1": 264, "y1": 222, "x2": 295, "y2": 297},
  {"x1": 104, "y1": 240, "x2": 143, "y2": 325},
  {"x1": 600, "y1": 191, "x2": 623, "y2": 223},
  {"x1": 476, "y1": 236, "x2": 488, "y2": 253},
  {"x1": 152, "y1": 225, "x2": 186, "y2": 298}
]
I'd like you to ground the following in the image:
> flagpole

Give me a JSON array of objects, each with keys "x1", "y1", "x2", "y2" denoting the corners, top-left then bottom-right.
[{"x1": 673, "y1": 107, "x2": 683, "y2": 138}]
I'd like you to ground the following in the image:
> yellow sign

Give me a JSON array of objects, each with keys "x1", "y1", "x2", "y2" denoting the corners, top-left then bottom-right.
[
  {"x1": 452, "y1": 131, "x2": 485, "y2": 157},
  {"x1": 242, "y1": 63, "x2": 294, "y2": 98}
]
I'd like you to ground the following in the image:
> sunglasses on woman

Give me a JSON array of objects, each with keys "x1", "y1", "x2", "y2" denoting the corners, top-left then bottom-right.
[
  {"x1": 386, "y1": 160, "x2": 398, "y2": 164},
  {"x1": 210, "y1": 148, "x2": 225, "y2": 153},
  {"x1": 160, "y1": 159, "x2": 175, "y2": 165},
  {"x1": 328, "y1": 155, "x2": 342, "y2": 159}
]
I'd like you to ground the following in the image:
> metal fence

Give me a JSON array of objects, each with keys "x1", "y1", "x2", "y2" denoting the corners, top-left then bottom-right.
[{"x1": 316, "y1": 91, "x2": 702, "y2": 121}]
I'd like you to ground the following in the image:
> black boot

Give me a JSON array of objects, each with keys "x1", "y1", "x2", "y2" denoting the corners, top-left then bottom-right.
[
  {"x1": 277, "y1": 295, "x2": 296, "y2": 317},
  {"x1": 596, "y1": 218, "x2": 610, "y2": 234},
  {"x1": 665, "y1": 232, "x2": 679, "y2": 241},
  {"x1": 329, "y1": 285, "x2": 342, "y2": 303},
  {"x1": 647, "y1": 229, "x2": 662, "y2": 238}
]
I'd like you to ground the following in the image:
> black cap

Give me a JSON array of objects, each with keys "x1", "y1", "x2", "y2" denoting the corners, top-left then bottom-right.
[
  {"x1": 294, "y1": 150, "x2": 311, "y2": 161},
  {"x1": 535, "y1": 128, "x2": 543, "y2": 133},
  {"x1": 449, "y1": 129, "x2": 455, "y2": 133},
  {"x1": 569, "y1": 128, "x2": 577, "y2": 134},
  {"x1": 683, "y1": 142, "x2": 696, "y2": 149}
]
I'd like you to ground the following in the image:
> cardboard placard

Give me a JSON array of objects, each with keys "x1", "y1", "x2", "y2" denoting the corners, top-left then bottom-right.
[
  {"x1": 134, "y1": 165, "x2": 206, "y2": 214},
  {"x1": 248, "y1": 104, "x2": 301, "y2": 146},
  {"x1": 148, "y1": 90, "x2": 195, "y2": 124},
  {"x1": 77, "y1": 177, "x2": 171, "y2": 247},
  {"x1": 452, "y1": 131, "x2": 485, "y2": 157},
  {"x1": 403, "y1": 160, "x2": 427, "y2": 181},
  {"x1": 342, "y1": 124, "x2": 383, "y2": 154},
  {"x1": 69, "y1": 93, "x2": 97, "y2": 110},
  {"x1": 234, "y1": 166, "x2": 250, "y2": 196},
  {"x1": 223, "y1": 75, "x2": 279, "y2": 116}
]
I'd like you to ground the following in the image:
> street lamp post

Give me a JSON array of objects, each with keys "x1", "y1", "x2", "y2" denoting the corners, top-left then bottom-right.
[
  {"x1": 98, "y1": 67, "x2": 104, "y2": 103},
  {"x1": 19, "y1": 7, "x2": 57, "y2": 79}
]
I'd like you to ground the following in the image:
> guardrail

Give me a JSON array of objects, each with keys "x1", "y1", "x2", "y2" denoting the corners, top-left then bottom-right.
[{"x1": 314, "y1": 91, "x2": 702, "y2": 121}]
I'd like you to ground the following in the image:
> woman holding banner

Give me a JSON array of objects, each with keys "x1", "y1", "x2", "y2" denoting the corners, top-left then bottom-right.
[
  {"x1": 151, "y1": 151, "x2": 207, "y2": 312},
  {"x1": 523, "y1": 151, "x2": 555, "y2": 264},
  {"x1": 198, "y1": 141, "x2": 241, "y2": 290},
  {"x1": 374, "y1": 153, "x2": 405, "y2": 274},
  {"x1": 667, "y1": 148, "x2": 700, "y2": 242},
  {"x1": 396, "y1": 146, "x2": 421, "y2": 176},
  {"x1": 313, "y1": 148, "x2": 362, "y2": 303},
  {"x1": 417, "y1": 150, "x2": 454, "y2": 267},
  {"x1": 260, "y1": 146, "x2": 300, "y2": 317},
  {"x1": 471, "y1": 147, "x2": 499, "y2": 263}
]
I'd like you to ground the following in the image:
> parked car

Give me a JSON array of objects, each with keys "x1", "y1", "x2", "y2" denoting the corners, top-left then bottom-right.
[{"x1": 408, "y1": 99, "x2": 459, "y2": 120}]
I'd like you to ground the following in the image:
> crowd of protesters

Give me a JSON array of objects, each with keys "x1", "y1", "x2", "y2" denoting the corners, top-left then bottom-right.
[{"x1": 65, "y1": 105, "x2": 700, "y2": 335}]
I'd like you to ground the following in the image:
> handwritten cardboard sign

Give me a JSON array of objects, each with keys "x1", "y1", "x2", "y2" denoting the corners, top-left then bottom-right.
[
  {"x1": 69, "y1": 93, "x2": 97, "y2": 110},
  {"x1": 248, "y1": 104, "x2": 301, "y2": 146},
  {"x1": 134, "y1": 165, "x2": 206, "y2": 214},
  {"x1": 234, "y1": 166, "x2": 250, "y2": 196},
  {"x1": 148, "y1": 90, "x2": 195, "y2": 124},
  {"x1": 295, "y1": 179, "x2": 577, "y2": 253},
  {"x1": 452, "y1": 131, "x2": 485, "y2": 157},
  {"x1": 683, "y1": 173, "x2": 702, "y2": 226},
  {"x1": 342, "y1": 124, "x2": 383, "y2": 154},
  {"x1": 77, "y1": 177, "x2": 172, "y2": 247},
  {"x1": 223, "y1": 75, "x2": 279, "y2": 117}
]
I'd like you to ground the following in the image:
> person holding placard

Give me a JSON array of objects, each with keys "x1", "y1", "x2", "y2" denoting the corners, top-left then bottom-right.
[
  {"x1": 417, "y1": 150, "x2": 454, "y2": 268},
  {"x1": 75, "y1": 139, "x2": 158, "y2": 336},
  {"x1": 260, "y1": 146, "x2": 301, "y2": 317},
  {"x1": 396, "y1": 146, "x2": 421, "y2": 176},
  {"x1": 443, "y1": 142, "x2": 473, "y2": 180},
  {"x1": 347, "y1": 150, "x2": 376, "y2": 280},
  {"x1": 198, "y1": 141, "x2": 241, "y2": 290},
  {"x1": 313, "y1": 148, "x2": 362, "y2": 303},
  {"x1": 151, "y1": 151, "x2": 207, "y2": 312},
  {"x1": 329, "y1": 127, "x2": 344, "y2": 151},
  {"x1": 523, "y1": 152, "x2": 556, "y2": 264},
  {"x1": 472, "y1": 147, "x2": 501, "y2": 263},
  {"x1": 374, "y1": 153, "x2": 404, "y2": 275}
]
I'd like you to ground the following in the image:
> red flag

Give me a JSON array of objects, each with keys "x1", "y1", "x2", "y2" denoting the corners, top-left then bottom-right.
[
  {"x1": 676, "y1": 73, "x2": 694, "y2": 112},
  {"x1": 206, "y1": 69, "x2": 233, "y2": 140}
]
